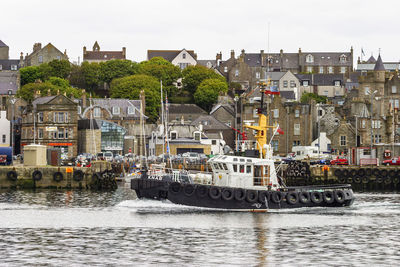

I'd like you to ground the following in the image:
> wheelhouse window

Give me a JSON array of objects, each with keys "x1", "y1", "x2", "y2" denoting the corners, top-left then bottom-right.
[
  {"x1": 233, "y1": 164, "x2": 238, "y2": 172},
  {"x1": 246, "y1": 165, "x2": 251, "y2": 173}
]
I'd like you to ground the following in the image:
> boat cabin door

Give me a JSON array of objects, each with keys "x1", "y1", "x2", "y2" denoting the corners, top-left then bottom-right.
[{"x1": 254, "y1": 165, "x2": 270, "y2": 186}]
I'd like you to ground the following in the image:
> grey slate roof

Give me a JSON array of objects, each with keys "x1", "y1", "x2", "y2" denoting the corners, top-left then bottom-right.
[
  {"x1": 366, "y1": 56, "x2": 376, "y2": 63},
  {"x1": 0, "y1": 59, "x2": 21, "y2": 70},
  {"x1": 265, "y1": 72, "x2": 285, "y2": 81},
  {"x1": 168, "y1": 103, "x2": 207, "y2": 115},
  {"x1": 32, "y1": 96, "x2": 57, "y2": 108},
  {"x1": 147, "y1": 49, "x2": 196, "y2": 62},
  {"x1": 0, "y1": 71, "x2": 18, "y2": 95},
  {"x1": 0, "y1": 40, "x2": 7, "y2": 47},
  {"x1": 197, "y1": 60, "x2": 217, "y2": 68},
  {"x1": 280, "y1": 91, "x2": 295, "y2": 100},
  {"x1": 313, "y1": 74, "x2": 344, "y2": 86},
  {"x1": 210, "y1": 104, "x2": 234, "y2": 116},
  {"x1": 300, "y1": 52, "x2": 352, "y2": 66},
  {"x1": 89, "y1": 98, "x2": 142, "y2": 118},
  {"x1": 374, "y1": 55, "x2": 385, "y2": 71},
  {"x1": 190, "y1": 115, "x2": 231, "y2": 130},
  {"x1": 295, "y1": 73, "x2": 312, "y2": 81}
]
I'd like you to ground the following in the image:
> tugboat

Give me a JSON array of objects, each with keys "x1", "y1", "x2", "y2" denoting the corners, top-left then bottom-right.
[{"x1": 130, "y1": 86, "x2": 355, "y2": 211}]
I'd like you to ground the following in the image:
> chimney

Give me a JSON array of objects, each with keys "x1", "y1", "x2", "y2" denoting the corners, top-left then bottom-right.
[
  {"x1": 83, "y1": 46, "x2": 87, "y2": 56},
  {"x1": 241, "y1": 49, "x2": 245, "y2": 57},
  {"x1": 82, "y1": 89, "x2": 87, "y2": 108},
  {"x1": 47, "y1": 89, "x2": 51, "y2": 96},
  {"x1": 33, "y1": 43, "x2": 42, "y2": 53},
  {"x1": 260, "y1": 50, "x2": 264, "y2": 66},
  {"x1": 230, "y1": 50, "x2": 235, "y2": 59},
  {"x1": 122, "y1": 47, "x2": 126, "y2": 58},
  {"x1": 280, "y1": 49, "x2": 283, "y2": 57},
  {"x1": 34, "y1": 90, "x2": 41, "y2": 99},
  {"x1": 216, "y1": 52, "x2": 222, "y2": 61},
  {"x1": 20, "y1": 52, "x2": 24, "y2": 66}
]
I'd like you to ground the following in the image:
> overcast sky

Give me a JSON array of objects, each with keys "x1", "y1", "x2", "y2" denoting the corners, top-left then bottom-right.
[{"x1": 2, "y1": 0, "x2": 400, "y2": 64}]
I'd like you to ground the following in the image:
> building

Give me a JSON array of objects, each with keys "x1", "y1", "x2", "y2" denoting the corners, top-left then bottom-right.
[
  {"x1": 83, "y1": 41, "x2": 126, "y2": 63},
  {"x1": 167, "y1": 104, "x2": 207, "y2": 124},
  {"x1": 23, "y1": 43, "x2": 68, "y2": 66},
  {"x1": 21, "y1": 94, "x2": 78, "y2": 158},
  {"x1": 0, "y1": 110, "x2": 10, "y2": 147},
  {"x1": 0, "y1": 40, "x2": 22, "y2": 71},
  {"x1": 356, "y1": 55, "x2": 400, "y2": 72},
  {"x1": 147, "y1": 49, "x2": 197, "y2": 69}
]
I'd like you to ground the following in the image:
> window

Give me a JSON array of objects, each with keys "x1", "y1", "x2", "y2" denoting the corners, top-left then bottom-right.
[
  {"x1": 271, "y1": 140, "x2": 278, "y2": 151},
  {"x1": 127, "y1": 106, "x2": 135, "y2": 114},
  {"x1": 293, "y1": 140, "x2": 301, "y2": 146},
  {"x1": 38, "y1": 129, "x2": 43, "y2": 139},
  {"x1": 182, "y1": 53, "x2": 186, "y2": 59},
  {"x1": 340, "y1": 55, "x2": 347, "y2": 63},
  {"x1": 340, "y1": 67, "x2": 346, "y2": 73},
  {"x1": 235, "y1": 69, "x2": 239, "y2": 77},
  {"x1": 65, "y1": 128, "x2": 69, "y2": 139},
  {"x1": 38, "y1": 55, "x2": 43, "y2": 63},
  {"x1": 328, "y1": 66, "x2": 333, "y2": 73},
  {"x1": 253, "y1": 109, "x2": 258, "y2": 118},
  {"x1": 0, "y1": 65, "x2": 2, "y2": 70},
  {"x1": 233, "y1": 164, "x2": 238, "y2": 172},
  {"x1": 319, "y1": 66, "x2": 324, "y2": 74},
  {"x1": 340, "y1": 135, "x2": 346, "y2": 146},
  {"x1": 112, "y1": 106, "x2": 120, "y2": 115},
  {"x1": 374, "y1": 135, "x2": 382, "y2": 143},
  {"x1": 273, "y1": 109, "x2": 279, "y2": 118},
  {"x1": 372, "y1": 120, "x2": 381, "y2": 129},
  {"x1": 58, "y1": 112, "x2": 64, "y2": 123},
  {"x1": 179, "y1": 63, "x2": 189, "y2": 69},
  {"x1": 306, "y1": 54, "x2": 314, "y2": 63},
  {"x1": 194, "y1": 132, "x2": 201, "y2": 141},
  {"x1": 56, "y1": 56, "x2": 61, "y2": 60},
  {"x1": 283, "y1": 81, "x2": 288, "y2": 88},
  {"x1": 294, "y1": 124, "x2": 300, "y2": 135},
  {"x1": 224, "y1": 66, "x2": 228, "y2": 73},
  {"x1": 77, "y1": 106, "x2": 82, "y2": 114},
  {"x1": 58, "y1": 128, "x2": 64, "y2": 139},
  {"x1": 170, "y1": 131, "x2": 177, "y2": 140},
  {"x1": 11, "y1": 65, "x2": 17, "y2": 71},
  {"x1": 2, "y1": 134, "x2": 5, "y2": 143},
  {"x1": 364, "y1": 87, "x2": 370, "y2": 95},
  {"x1": 290, "y1": 81, "x2": 296, "y2": 88},
  {"x1": 93, "y1": 107, "x2": 101, "y2": 118},
  {"x1": 392, "y1": 86, "x2": 397, "y2": 94},
  {"x1": 246, "y1": 165, "x2": 251, "y2": 174},
  {"x1": 334, "y1": 81, "x2": 341, "y2": 87},
  {"x1": 362, "y1": 120, "x2": 366, "y2": 128},
  {"x1": 38, "y1": 112, "x2": 43, "y2": 122},
  {"x1": 295, "y1": 109, "x2": 300, "y2": 117},
  {"x1": 306, "y1": 66, "x2": 313, "y2": 73},
  {"x1": 323, "y1": 90, "x2": 329, "y2": 96},
  {"x1": 303, "y1": 80, "x2": 309, "y2": 86},
  {"x1": 212, "y1": 140, "x2": 217, "y2": 145},
  {"x1": 256, "y1": 72, "x2": 260, "y2": 79}
]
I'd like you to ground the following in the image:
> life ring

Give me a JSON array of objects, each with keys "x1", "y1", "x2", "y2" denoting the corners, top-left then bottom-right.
[
  {"x1": 346, "y1": 177, "x2": 353, "y2": 184},
  {"x1": 183, "y1": 184, "x2": 196, "y2": 196},
  {"x1": 7, "y1": 170, "x2": 18, "y2": 181},
  {"x1": 344, "y1": 190, "x2": 353, "y2": 200},
  {"x1": 310, "y1": 191, "x2": 323, "y2": 204},
  {"x1": 298, "y1": 191, "x2": 310, "y2": 204},
  {"x1": 246, "y1": 190, "x2": 258, "y2": 203},
  {"x1": 334, "y1": 190, "x2": 345, "y2": 204},
  {"x1": 376, "y1": 176, "x2": 383, "y2": 183},
  {"x1": 258, "y1": 191, "x2": 270, "y2": 203},
  {"x1": 395, "y1": 170, "x2": 400, "y2": 178},
  {"x1": 388, "y1": 170, "x2": 396, "y2": 178},
  {"x1": 196, "y1": 185, "x2": 208, "y2": 198},
  {"x1": 32, "y1": 170, "x2": 42, "y2": 181},
  {"x1": 342, "y1": 169, "x2": 349, "y2": 177},
  {"x1": 73, "y1": 170, "x2": 84, "y2": 182},
  {"x1": 338, "y1": 177, "x2": 346, "y2": 183},
  {"x1": 380, "y1": 169, "x2": 388, "y2": 177},
  {"x1": 323, "y1": 191, "x2": 334, "y2": 204},
  {"x1": 209, "y1": 187, "x2": 221, "y2": 200},
  {"x1": 362, "y1": 176, "x2": 370, "y2": 184},
  {"x1": 372, "y1": 169, "x2": 380, "y2": 177},
  {"x1": 334, "y1": 169, "x2": 342, "y2": 177},
  {"x1": 393, "y1": 177, "x2": 399, "y2": 184},
  {"x1": 169, "y1": 182, "x2": 181, "y2": 194},
  {"x1": 384, "y1": 177, "x2": 392, "y2": 185},
  {"x1": 53, "y1": 172, "x2": 63, "y2": 182},
  {"x1": 357, "y1": 169, "x2": 366, "y2": 176},
  {"x1": 353, "y1": 176, "x2": 361, "y2": 184},
  {"x1": 350, "y1": 169, "x2": 357, "y2": 177},
  {"x1": 286, "y1": 192, "x2": 299, "y2": 205},
  {"x1": 234, "y1": 188, "x2": 246, "y2": 201},
  {"x1": 221, "y1": 188, "x2": 234, "y2": 201},
  {"x1": 271, "y1": 191, "x2": 283, "y2": 203}
]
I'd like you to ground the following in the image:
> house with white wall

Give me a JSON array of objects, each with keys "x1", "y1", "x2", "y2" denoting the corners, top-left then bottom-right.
[
  {"x1": 0, "y1": 110, "x2": 10, "y2": 147},
  {"x1": 147, "y1": 49, "x2": 197, "y2": 70}
]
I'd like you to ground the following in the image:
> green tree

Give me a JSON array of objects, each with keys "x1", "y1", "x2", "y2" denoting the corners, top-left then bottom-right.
[
  {"x1": 47, "y1": 59, "x2": 72, "y2": 79},
  {"x1": 229, "y1": 82, "x2": 242, "y2": 91},
  {"x1": 69, "y1": 62, "x2": 101, "y2": 91},
  {"x1": 300, "y1": 92, "x2": 327, "y2": 104},
  {"x1": 99, "y1": 59, "x2": 139, "y2": 85},
  {"x1": 20, "y1": 66, "x2": 43, "y2": 86},
  {"x1": 110, "y1": 74, "x2": 160, "y2": 122},
  {"x1": 182, "y1": 65, "x2": 226, "y2": 94},
  {"x1": 194, "y1": 78, "x2": 228, "y2": 111},
  {"x1": 138, "y1": 57, "x2": 181, "y2": 96}
]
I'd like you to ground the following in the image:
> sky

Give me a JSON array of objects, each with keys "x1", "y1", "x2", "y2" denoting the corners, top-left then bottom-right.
[{"x1": 2, "y1": 0, "x2": 400, "y2": 64}]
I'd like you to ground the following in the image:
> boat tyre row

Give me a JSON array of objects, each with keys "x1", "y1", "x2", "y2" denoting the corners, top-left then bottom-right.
[
  {"x1": 5, "y1": 170, "x2": 85, "y2": 182},
  {"x1": 337, "y1": 175, "x2": 399, "y2": 184},
  {"x1": 334, "y1": 168, "x2": 400, "y2": 178},
  {"x1": 169, "y1": 182, "x2": 351, "y2": 205}
]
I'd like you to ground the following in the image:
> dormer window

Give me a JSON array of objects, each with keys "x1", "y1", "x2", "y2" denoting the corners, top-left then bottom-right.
[
  {"x1": 112, "y1": 106, "x2": 120, "y2": 115},
  {"x1": 303, "y1": 80, "x2": 309, "y2": 86},
  {"x1": 306, "y1": 54, "x2": 314, "y2": 63},
  {"x1": 127, "y1": 106, "x2": 135, "y2": 115},
  {"x1": 334, "y1": 80, "x2": 341, "y2": 87},
  {"x1": 93, "y1": 107, "x2": 101, "y2": 118},
  {"x1": 340, "y1": 54, "x2": 347, "y2": 63},
  {"x1": 77, "y1": 106, "x2": 82, "y2": 114},
  {"x1": 194, "y1": 131, "x2": 201, "y2": 141},
  {"x1": 11, "y1": 65, "x2": 17, "y2": 71}
]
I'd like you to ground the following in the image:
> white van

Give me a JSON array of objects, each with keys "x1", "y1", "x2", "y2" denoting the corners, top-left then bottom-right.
[{"x1": 104, "y1": 151, "x2": 113, "y2": 161}]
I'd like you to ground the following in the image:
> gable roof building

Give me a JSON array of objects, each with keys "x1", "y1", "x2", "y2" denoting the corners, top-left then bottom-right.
[
  {"x1": 147, "y1": 49, "x2": 197, "y2": 69},
  {"x1": 83, "y1": 41, "x2": 126, "y2": 63},
  {"x1": 23, "y1": 43, "x2": 68, "y2": 66}
]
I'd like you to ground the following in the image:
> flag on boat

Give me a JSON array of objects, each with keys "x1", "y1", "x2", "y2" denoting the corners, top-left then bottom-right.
[
  {"x1": 165, "y1": 95, "x2": 169, "y2": 111},
  {"x1": 277, "y1": 126, "x2": 284, "y2": 135}
]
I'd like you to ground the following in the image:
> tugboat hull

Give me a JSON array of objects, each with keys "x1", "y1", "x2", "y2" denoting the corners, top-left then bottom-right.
[{"x1": 131, "y1": 178, "x2": 355, "y2": 211}]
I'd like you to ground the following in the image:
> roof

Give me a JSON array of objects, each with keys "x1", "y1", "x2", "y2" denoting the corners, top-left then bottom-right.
[
  {"x1": 83, "y1": 51, "x2": 125, "y2": 61},
  {"x1": 168, "y1": 103, "x2": 207, "y2": 115},
  {"x1": 300, "y1": 52, "x2": 352, "y2": 66},
  {"x1": 0, "y1": 59, "x2": 21, "y2": 70},
  {"x1": 0, "y1": 40, "x2": 7, "y2": 47},
  {"x1": 295, "y1": 73, "x2": 312, "y2": 81},
  {"x1": 366, "y1": 56, "x2": 376, "y2": 63},
  {"x1": 190, "y1": 115, "x2": 231, "y2": 130},
  {"x1": 197, "y1": 59, "x2": 217, "y2": 68},
  {"x1": 374, "y1": 55, "x2": 385, "y2": 71},
  {"x1": 265, "y1": 72, "x2": 285, "y2": 80},
  {"x1": 78, "y1": 119, "x2": 101, "y2": 130},
  {"x1": 0, "y1": 71, "x2": 18, "y2": 95},
  {"x1": 147, "y1": 49, "x2": 196, "y2": 62},
  {"x1": 280, "y1": 91, "x2": 295, "y2": 100},
  {"x1": 88, "y1": 98, "x2": 142, "y2": 118},
  {"x1": 313, "y1": 74, "x2": 344, "y2": 86},
  {"x1": 32, "y1": 96, "x2": 57, "y2": 108},
  {"x1": 210, "y1": 103, "x2": 235, "y2": 116},
  {"x1": 356, "y1": 62, "x2": 399, "y2": 71}
]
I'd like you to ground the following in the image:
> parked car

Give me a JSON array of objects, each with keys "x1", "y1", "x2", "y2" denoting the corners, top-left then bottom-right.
[
  {"x1": 104, "y1": 151, "x2": 113, "y2": 161},
  {"x1": 330, "y1": 157, "x2": 349, "y2": 165},
  {"x1": 182, "y1": 152, "x2": 201, "y2": 163},
  {"x1": 382, "y1": 157, "x2": 400, "y2": 166}
]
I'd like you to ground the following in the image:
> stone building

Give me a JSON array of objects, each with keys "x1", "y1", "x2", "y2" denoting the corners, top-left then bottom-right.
[
  {"x1": 83, "y1": 41, "x2": 126, "y2": 63},
  {"x1": 23, "y1": 43, "x2": 68, "y2": 66},
  {"x1": 147, "y1": 49, "x2": 197, "y2": 70},
  {"x1": 21, "y1": 94, "x2": 78, "y2": 158}
]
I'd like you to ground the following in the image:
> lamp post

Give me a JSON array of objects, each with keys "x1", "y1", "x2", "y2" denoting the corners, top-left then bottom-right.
[{"x1": 9, "y1": 94, "x2": 16, "y2": 162}]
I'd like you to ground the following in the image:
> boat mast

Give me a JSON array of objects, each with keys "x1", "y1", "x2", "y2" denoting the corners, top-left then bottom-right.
[{"x1": 160, "y1": 80, "x2": 165, "y2": 161}]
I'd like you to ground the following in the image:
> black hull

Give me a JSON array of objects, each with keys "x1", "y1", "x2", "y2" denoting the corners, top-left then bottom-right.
[{"x1": 130, "y1": 178, "x2": 355, "y2": 211}]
